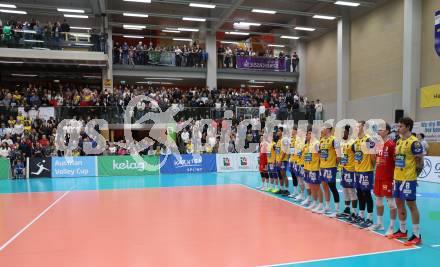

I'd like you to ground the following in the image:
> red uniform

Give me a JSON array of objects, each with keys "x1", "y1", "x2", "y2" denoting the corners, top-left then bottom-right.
[
  {"x1": 374, "y1": 139, "x2": 396, "y2": 197},
  {"x1": 259, "y1": 143, "x2": 268, "y2": 172}
]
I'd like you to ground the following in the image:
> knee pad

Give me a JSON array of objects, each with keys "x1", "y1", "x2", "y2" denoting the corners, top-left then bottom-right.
[
  {"x1": 386, "y1": 198, "x2": 397, "y2": 209},
  {"x1": 375, "y1": 196, "x2": 384, "y2": 207}
]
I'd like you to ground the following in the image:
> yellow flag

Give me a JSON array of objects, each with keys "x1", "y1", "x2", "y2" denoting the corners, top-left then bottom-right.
[{"x1": 421, "y1": 84, "x2": 440, "y2": 108}]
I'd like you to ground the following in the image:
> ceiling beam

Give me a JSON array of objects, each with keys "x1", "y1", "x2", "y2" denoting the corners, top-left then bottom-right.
[{"x1": 214, "y1": 0, "x2": 245, "y2": 31}]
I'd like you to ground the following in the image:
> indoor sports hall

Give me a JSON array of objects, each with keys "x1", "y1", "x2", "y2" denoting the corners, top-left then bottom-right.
[{"x1": 0, "y1": 0, "x2": 440, "y2": 267}]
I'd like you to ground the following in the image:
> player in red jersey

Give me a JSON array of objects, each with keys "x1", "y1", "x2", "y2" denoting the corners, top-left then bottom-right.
[
  {"x1": 369, "y1": 123, "x2": 397, "y2": 236},
  {"x1": 258, "y1": 135, "x2": 269, "y2": 191}
]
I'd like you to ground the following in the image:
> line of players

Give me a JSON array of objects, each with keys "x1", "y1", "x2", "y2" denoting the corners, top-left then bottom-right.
[{"x1": 258, "y1": 117, "x2": 424, "y2": 246}]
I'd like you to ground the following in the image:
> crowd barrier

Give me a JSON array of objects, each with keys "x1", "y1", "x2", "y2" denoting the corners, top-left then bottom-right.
[{"x1": 1, "y1": 154, "x2": 439, "y2": 184}]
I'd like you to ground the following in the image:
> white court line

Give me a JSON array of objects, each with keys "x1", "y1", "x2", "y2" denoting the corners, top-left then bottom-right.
[
  {"x1": 0, "y1": 190, "x2": 71, "y2": 252},
  {"x1": 257, "y1": 247, "x2": 419, "y2": 267},
  {"x1": 236, "y1": 184, "x2": 421, "y2": 265}
]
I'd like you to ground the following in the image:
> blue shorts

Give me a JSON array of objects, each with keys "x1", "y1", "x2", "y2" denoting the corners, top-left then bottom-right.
[
  {"x1": 268, "y1": 163, "x2": 278, "y2": 179},
  {"x1": 341, "y1": 170, "x2": 355, "y2": 188},
  {"x1": 306, "y1": 171, "x2": 321, "y2": 184},
  {"x1": 297, "y1": 165, "x2": 305, "y2": 179},
  {"x1": 277, "y1": 161, "x2": 289, "y2": 172},
  {"x1": 355, "y1": 171, "x2": 374, "y2": 191},
  {"x1": 393, "y1": 181, "x2": 417, "y2": 201},
  {"x1": 320, "y1": 168, "x2": 337, "y2": 183}
]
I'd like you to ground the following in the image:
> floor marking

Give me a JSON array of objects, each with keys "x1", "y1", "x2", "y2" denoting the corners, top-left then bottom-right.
[
  {"x1": 431, "y1": 244, "x2": 440, "y2": 248},
  {"x1": 257, "y1": 247, "x2": 420, "y2": 267},
  {"x1": 0, "y1": 190, "x2": 71, "y2": 252}
]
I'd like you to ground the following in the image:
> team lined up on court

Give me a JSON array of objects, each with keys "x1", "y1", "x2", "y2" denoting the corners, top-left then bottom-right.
[{"x1": 257, "y1": 117, "x2": 424, "y2": 246}]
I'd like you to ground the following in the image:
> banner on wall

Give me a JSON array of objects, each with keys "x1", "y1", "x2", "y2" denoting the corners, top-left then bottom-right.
[
  {"x1": 159, "y1": 52, "x2": 176, "y2": 66},
  {"x1": 0, "y1": 157, "x2": 10, "y2": 179},
  {"x1": 217, "y1": 153, "x2": 259, "y2": 172},
  {"x1": 420, "y1": 84, "x2": 440, "y2": 108},
  {"x1": 236, "y1": 56, "x2": 287, "y2": 72},
  {"x1": 418, "y1": 156, "x2": 440, "y2": 183},
  {"x1": 29, "y1": 157, "x2": 51, "y2": 178},
  {"x1": 160, "y1": 154, "x2": 217, "y2": 174},
  {"x1": 98, "y1": 155, "x2": 159, "y2": 176},
  {"x1": 51, "y1": 156, "x2": 97, "y2": 178},
  {"x1": 413, "y1": 120, "x2": 440, "y2": 142},
  {"x1": 435, "y1": 10, "x2": 440, "y2": 57}
]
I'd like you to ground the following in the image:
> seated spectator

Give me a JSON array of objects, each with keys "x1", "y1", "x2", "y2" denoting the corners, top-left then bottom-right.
[{"x1": 13, "y1": 158, "x2": 25, "y2": 179}]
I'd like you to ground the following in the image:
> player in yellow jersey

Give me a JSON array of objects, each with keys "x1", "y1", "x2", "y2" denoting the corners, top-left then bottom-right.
[
  {"x1": 339, "y1": 125, "x2": 359, "y2": 221},
  {"x1": 352, "y1": 121, "x2": 376, "y2": 228},
  {"x1": 275, "y1": 127, "x2": 290, "y2": 196},
  {"x1": 319, "y1": 124, "x2": 341, "y2": 216},
  {"x1": 267, "y1": 136, "x2": 279, "y2": 193},
  {"x1": 288, "y1": 126, "x2": 302, "y2": 199},
  {"x1": 303, "y1": 126, "x2": 324, "y2": 213},
  {"x1": 388, "y1": 118, "x2": 424, "y2": 246},
  {"x1": 295, "y1": 127, "x2": 312, "y2": 206}
]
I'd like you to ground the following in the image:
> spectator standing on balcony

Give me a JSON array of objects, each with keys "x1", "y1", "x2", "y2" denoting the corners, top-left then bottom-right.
[
  {"x1": 225, "y1": 47, "x2": 233, "y2": 68},
  {"x1": 113, "y1": 42, "x2": 121, "y2": 64},
  {"x1": 122, "y1": 42, "x2": 129, "y2": 65},
  {"x1": 217, "y1": 45, "x2": 225, "y2": 68},
  {"x1": 232, "y1": 48, "x2": 238, "y2": 68},
  {"x1": 136, "y1": 42, "x2": 144, "y2": 65},
  {"x1": 60, "y1": 19, "x2": 70, "y2": 33},
  {"x1": 315, "y1": 99, "x2": 323, "y2": 120},
  {"x1": 52, "y1": 22, "x2": 61, "y2": 49},
  {"x1": 175, "y1": 46, "x2": 182, "y2": 67},
  {"x1": 128, "y1": 46, "x2": 135, "y2": 66},
  {"x1": 292, "y1": 52, "x2": 299, "y2": 72}
]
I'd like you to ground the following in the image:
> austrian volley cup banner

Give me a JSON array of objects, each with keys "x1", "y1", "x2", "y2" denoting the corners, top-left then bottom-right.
[
  {"x1": 0, "y1": 157, "x2": 10, "y2": 179},
  {"x1": 236, "y1": 56, "x2": 287, "y2": 72},
  {"x1": 51, "y1": 156, "x2": 97, "y2": 178},
  {"x1": 160, "y1": 154, "x2": 217, "y2": 174},
  {"x1": 97, "y1": 155, "x2": 160, "y2": 176},
  {"x1": 435, "y1": 10, "x2": 440, "y2": 57},
  {"x1": 418, "y1": 156, "x2": 440, "y2": 184},
  {"x1": 217, "y1": 153, "x2": 260, "y2": 172}
]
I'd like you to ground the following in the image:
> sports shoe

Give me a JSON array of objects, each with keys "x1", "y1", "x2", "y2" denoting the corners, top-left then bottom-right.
[
  {"x1": 388, "y1": 230, "x2": 408, "y2": 239},
  {"x1": 287, "y1": 193, "x2": 296, "y2": 198},
  {"x1": 308, "y1": 202, "x2": 317, "y2": 210},
  {"x1": 301, "y1": 199, "x2": 311, "y2": 206},
  {"x1": 359, "y1": 219, "x2": 374, "y2": 229},
  {"x1": 323, "y1": 207, "x2": 332, "y2": 214},
  {"x1": 369, "y1": 224, "x2": 385, "y2": 231},
  {"x1": 271, "y1": 188, "x2": 279, "y2": 194},
  {"x1": 316, "y1": 206, "x2": 325, "y2": 214},
  {"x1": 354, "y1": 216, "x2": 365, "y2": 226},
  {"x1": 282, "y1": 190, "x2": 291, "y2": 197},
  {"x1": 385, "y1": 228, "x2": 394, "y2": 237},
  {"x1": 311, "y1": 205, "x2": 322, "y2": 213},
  {"x1": 404, "y1": 235, "x2": 422, "y2": 246},
  {"x1": 336, "y1": 213, "x2": 349, "y2": 219},
  {"x1": 342, "y1": 208, "x2": 351, "y2": 217},
  {"x1": 257, "y1": 186, "x2": 263, "y2": 190},
  {"x1": 275, "y1": 189, "x2": 284, "y2": 195}
]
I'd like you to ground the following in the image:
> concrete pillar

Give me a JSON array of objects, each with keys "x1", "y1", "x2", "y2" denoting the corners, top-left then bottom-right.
[
  {"x1": 103, "y1": 19, "x2": 113, "y2": 93},
  {"x1": 297, "y1": 41, "x2": 307, "y2": 96},
  {"x1": 336, "y1": 15, "x2": 350, "y2": 121},
  {"x1": 205, "y1": 34, "x2": 217, "y2": 90},
  {"x1": 402, "y1": 0, "x2": 421, "y2": 119}
]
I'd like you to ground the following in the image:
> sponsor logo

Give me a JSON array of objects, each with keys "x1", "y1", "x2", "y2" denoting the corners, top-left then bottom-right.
[{"x1": 112, "y1": 160, "x2": 147, "y2": 171}]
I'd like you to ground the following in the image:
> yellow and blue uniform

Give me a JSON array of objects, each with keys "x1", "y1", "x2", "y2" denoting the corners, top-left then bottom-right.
[
  {"x1": 289, "y1": 137, "x2": 297, "y2": 175},
  {"x1": 304, "y1": 142, "x2": 321, "y2": 184},
  {"x1": 296, "y1": 141, "x2": 305, "y2": 178},
  {"x1": 319, "y1": 135, "x2": 339, "y2": 183},
  {"x1": 275, "y1": 138, "x2": 289, "y2": 172},
  {"x1": 267, "y1": 141, "x2": 278, "y2": 178},
  {"x1": 353, "y1": 135, "x2": 376, "y2": 191},
  {"x1": 340, "y1": 139, "x2": 356, "y2": 188},
  {"x1": 393, "y1": 135, "x2": 423, "y2": 201}
]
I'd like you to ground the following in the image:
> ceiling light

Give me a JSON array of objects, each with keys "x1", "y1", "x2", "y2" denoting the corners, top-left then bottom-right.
[
  {"x1": 162, "y1": 30, "x2": 181, "y2": 33},
  {"x1": 0, "y1": 9, "x2": 26, "y2": 14},
  {"x1": 123, "y1": 35, "x2": 144, "y2": 39},
  {"x1": 24, "y1": 40, "x2": 44, "y2": 43},
  {"x1": 226, "y1": 31, "x2": 250, "y2": 36},
  {"x1": 74, "y1": 43, "x2": 94, "y2": 46},
  {"x1": 0, "y1": 4, "x2": 16, "y2": 8},
  {"x1": 145, "y1": 78, "x2": 183, "y2": 80},
  {"x1": 123, "y1": 24, "x2": 146, "y2": 29},
  {"x1": 83, "y1": 75, "x2": 101, "y2": 79},
  {"x1": 281, "y1": 35, "x2": 300, "y2": 39},
  {"x1": 64, "y1": 14, "x2": 88, "y2": 18},
  {"x1": 268, "y1": 44, "x2": 285, "y2": 48},
  {"x1": 70, "y1": 33, "x2": 91, "y2": 38},
  {"x1": 182, "y1": 17, "x2": 206, "y2": 22},
  {"x1": 123, "y1": 12, "x2": 149, "y2": 18},
  {"x1": 57, "y1": 8, "x2": 85, "y2": 13},
  {"x1": 70, "y1": 26, "x2": 92, "y2": 30},
  {"x1": 123, "y1": 0, "x2": 151, "y2": 3},
  {"x1": 79, "y1": 64, "x2": 106, "y2": 67},
  {"x1": 234, "y1": 22, "x2": 261, "y2": 27},
  {"x1": 335, "y1": 1, "x2": 360, "y2": 7},
  {"x1": 248, "y1": 85, "x2": 265, "y2": 88},
  {"x1": 189, "y1": 3, "x2": 216, "y2": 9},
  {"x1": 248, "y1": 81, "x2": 274, "y2": 84},
  {"x1": 313, "y1": 15, "x2": 336, "y2": 20},
  {"x1": 294, "y1": 26, "x2": 315, "y2": 31},
  {"x1": 221, "y1": 41, "x2": 239, "y2": 44},
  {"x1": 173, "y1": 38, "x2": 192, "y2": 42},
  {"x1": 11, "y1": 74, "x2": 38, "y2": 77},
  {"x1": 251, "y1": 9, "x2": 276, "y2": 14},
  {"x1": 0, "y1": 60, "x2": 23, "y2": 64},
  {"x1": 178, "y1": 28, "x2": 199, "y2": 32}
]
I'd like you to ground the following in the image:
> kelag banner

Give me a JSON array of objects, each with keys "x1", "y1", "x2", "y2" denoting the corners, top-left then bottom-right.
[
  {"x1": 160, "y1": 154, "x2": 217, "y2": 174},
  {"x1": 29, "y1": 157, "x2": 51, "y2": 178},
  {"x1": 236, "y1": 56, "x2": 287, "y2": 72},
  {"x1": 0, "y1": 157, "x2": 10, "y2": 179},
  {"x1": 435, "y1": 10, "x2": 440, "y2": 57},
  {"x1": 98, "y1": 155, "x2": 159, "y2": 176},
  {"x1": 52, "y1": 156, "x2": 97, "y2": 178}
]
